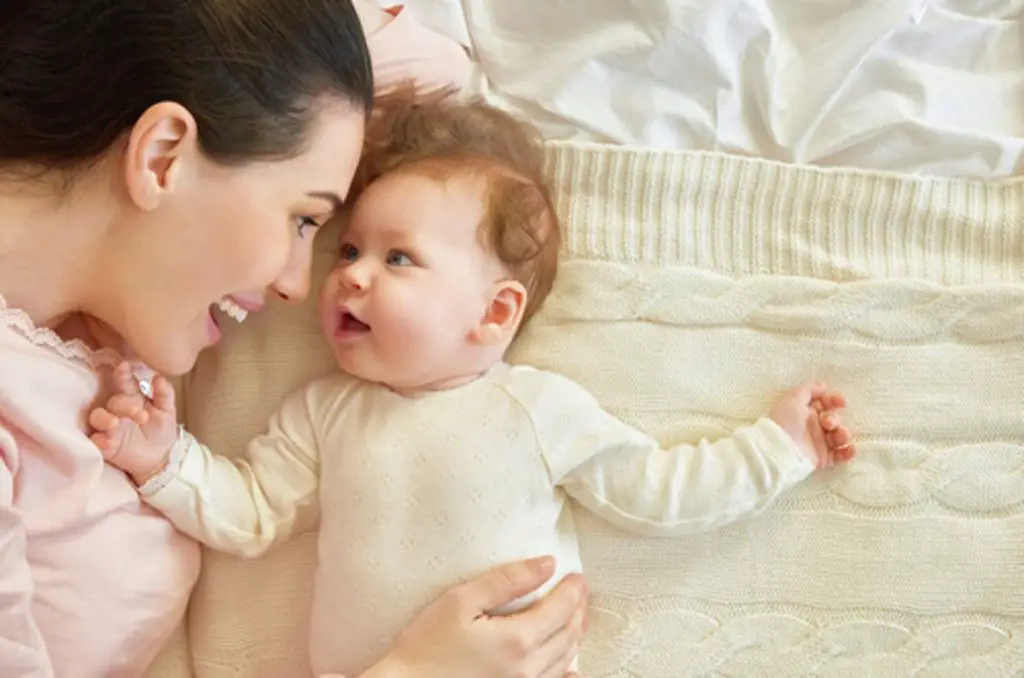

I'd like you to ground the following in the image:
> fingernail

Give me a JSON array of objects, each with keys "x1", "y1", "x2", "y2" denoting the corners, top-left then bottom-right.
[
  {"x1": 560, "y1": 574, "x2": 585, "y2": 602},
  {"x1": 527, "y1": 556, "x2": 554, "y2": 576}
]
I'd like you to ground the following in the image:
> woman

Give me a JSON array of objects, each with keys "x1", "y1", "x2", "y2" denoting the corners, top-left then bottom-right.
[{"x1": 0, "y1": 1, "x2": 586, "y2": 677}]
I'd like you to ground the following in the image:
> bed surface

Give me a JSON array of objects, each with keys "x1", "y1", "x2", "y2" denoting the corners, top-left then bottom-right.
[
  {"x1": 405, "y1": 0, "x2": 1024, "y2": 178},
  {"x1": 144, "y1": 3, "x2": 1024, "y2": 676}
]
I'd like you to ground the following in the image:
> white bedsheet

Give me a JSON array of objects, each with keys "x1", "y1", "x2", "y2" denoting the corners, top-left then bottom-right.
[{"x1": 400, "y1": 0, "x2": 1024, "y2": 179}]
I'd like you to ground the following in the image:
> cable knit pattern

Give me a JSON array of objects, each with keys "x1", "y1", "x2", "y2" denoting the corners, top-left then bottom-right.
[
  {"x1": 173, "y1": 141, "x2": 1024, "y2": 678},
  {"x1": 507, "y1": 141, "x2": 1024, "y2": 677}
]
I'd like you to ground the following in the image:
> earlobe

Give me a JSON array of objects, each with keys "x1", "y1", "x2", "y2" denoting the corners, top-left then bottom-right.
[
  {"x1": 473, "y1": 280, "x2": 527, "y2": 345},
  {"x1": 123, "y1": 102, "x2": 198, "y2": 211}
]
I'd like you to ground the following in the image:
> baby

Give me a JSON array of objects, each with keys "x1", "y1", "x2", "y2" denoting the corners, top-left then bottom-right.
[{"x1": 90, "y1": 96, "x2": 856, "y2": 676}]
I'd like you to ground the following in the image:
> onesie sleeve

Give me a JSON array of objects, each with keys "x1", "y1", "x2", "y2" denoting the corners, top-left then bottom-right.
[
  {"x1": 507, "y1": 370, "x2": 816, "y2": 536},
  {"x1": 0, "y1": 422, "x2": 54, "y2": 677},
  {"x1": 139, "y1": 381, "x2": 330, "y2": 559}
]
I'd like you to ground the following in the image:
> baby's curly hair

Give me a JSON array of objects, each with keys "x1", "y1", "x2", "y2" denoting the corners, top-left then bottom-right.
[{"x1": 355, "y1": 88, "x2": 560, "y2": 330}]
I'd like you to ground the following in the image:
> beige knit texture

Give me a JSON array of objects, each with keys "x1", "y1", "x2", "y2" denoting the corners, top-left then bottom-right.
[{"x1": 152, "y1": 141, "x2": 1024, "y2": 677}]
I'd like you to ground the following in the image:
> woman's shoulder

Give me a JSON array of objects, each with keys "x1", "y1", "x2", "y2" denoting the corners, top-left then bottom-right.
[
  {"x1": 0, "y1": 294, "x2": 119, "y2": 373},
  {"x1": 0, "y1": 295, "x2": 111, "y2": 422}
]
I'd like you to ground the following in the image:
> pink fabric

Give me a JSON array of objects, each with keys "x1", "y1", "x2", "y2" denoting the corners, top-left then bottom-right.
[
  {"x1": 0, "y1": 298, "x2": 200, "y2": 678},
  {"x1": 368, "y1": 5, "x2": 471, "y2": 96}
]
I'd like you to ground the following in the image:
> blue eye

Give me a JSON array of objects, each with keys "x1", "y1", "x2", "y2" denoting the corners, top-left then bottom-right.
[
  {"x1": 296, "y1": 216, "x2": 320, "y2": 238},
  {"x1": 339, "y1": 243, "x2": 359, "y2": 261},
  {"x1": 386, "y1": 250, "x2": 414, "y2": 267}
]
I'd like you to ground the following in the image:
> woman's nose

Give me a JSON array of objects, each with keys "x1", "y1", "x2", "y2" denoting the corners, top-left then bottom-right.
[{"x1": 272, "y1": 237, "x2": 314, "y2": 303}]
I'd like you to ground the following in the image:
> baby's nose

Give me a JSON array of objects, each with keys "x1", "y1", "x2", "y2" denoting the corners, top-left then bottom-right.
[{"x1": 342, "y1": 265, "x2": 369, "y2": 291}]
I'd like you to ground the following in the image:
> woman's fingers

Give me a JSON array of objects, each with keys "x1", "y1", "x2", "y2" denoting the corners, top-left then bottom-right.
[
  {"x1": 532, "y1": 605, "x2": 585, "y2": 678},
  {"x1": 492, "y1": 573, "x2": 587, "y2": 652},
  {"x1": 458, "y1": 557, "x2": 557, "y2": 617}
]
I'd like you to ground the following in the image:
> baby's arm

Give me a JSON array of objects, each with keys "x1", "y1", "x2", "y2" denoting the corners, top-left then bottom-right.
[
  {"x1": 90, "y1": 363, "x2": 322, "y2": 558},
  {"x1": 512, "y1": 372, "x2": 856, "y2": 537}
]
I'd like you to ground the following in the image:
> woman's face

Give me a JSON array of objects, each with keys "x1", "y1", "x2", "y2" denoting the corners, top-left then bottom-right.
[{"x1": 102, "y1": 99, "x2": 365, "y2": 376}]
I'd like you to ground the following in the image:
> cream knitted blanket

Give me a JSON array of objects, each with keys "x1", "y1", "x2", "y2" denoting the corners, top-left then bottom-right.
[{"x1": 149, "y1": 142, "x2": 1024, "y2": 678}]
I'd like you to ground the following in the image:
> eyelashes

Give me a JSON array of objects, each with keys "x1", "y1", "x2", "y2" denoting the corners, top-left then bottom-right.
[{"x1": 296, "y1": 216, "x2": 321, "y2": 238}]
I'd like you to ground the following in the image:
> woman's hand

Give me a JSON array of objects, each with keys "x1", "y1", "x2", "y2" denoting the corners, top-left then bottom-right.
[{"x1": 366, "y1": 556, "x2": 587, "y2": 678}]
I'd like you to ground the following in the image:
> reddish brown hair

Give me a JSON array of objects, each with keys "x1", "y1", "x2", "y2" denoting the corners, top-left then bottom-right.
[{"x1": 356, "y1": 88, "x2": 560, "y2": 330}]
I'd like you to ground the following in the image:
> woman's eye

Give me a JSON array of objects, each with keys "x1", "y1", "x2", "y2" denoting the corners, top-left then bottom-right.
[
  {"x1": 386, "y1": 250, "x2": 414, "y2": 267},
  {"x1": 339, "y1": 243, "x2": 359, "y2": 261},
  {"x1": 296, "y1": 216, "x2": 320, "y2": 238}
]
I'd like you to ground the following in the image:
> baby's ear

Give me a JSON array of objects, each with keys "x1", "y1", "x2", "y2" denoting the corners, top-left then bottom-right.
[{"x1": 472, "y1": 280, "x2": 527, "y2": 346}]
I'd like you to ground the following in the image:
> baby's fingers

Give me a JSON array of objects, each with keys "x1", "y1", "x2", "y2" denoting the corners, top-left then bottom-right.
[
  {"x1": 88, "y1": 407, "x2": 121, "y2": 433},
  {"x1": 112, "y1": 361, "x2": 141, "y2": 395},
  {"x1": 89, "y1": 430, "x2": 123, "y2": 461},
  {"x1": 828, "y1": 425, "x2": 852, "y2": 450},
  {"x1": 787, "y1": 381, "x2": 827, "y2": 405},
  {"x1": 833, "y1": 430, "x2": 857, "y2": 461},
  {"x1": 828, "y1": 425, "x2": 857, "y2": 463},
  {"x1": 150, "y1": 375, "x2": 176, "y2": 414},
  {"x1": 816, "y1": 391, "x2": 847, "y2": 412},
  {"x1": 106, "y1": 393, "x2": 150, "y2": 426},
  {"x1": 834, "y1": 444, "x2": 857, "y2": 463},
  {"x1": 819, "y1": 410, "x2": 842, "y2": 433}
]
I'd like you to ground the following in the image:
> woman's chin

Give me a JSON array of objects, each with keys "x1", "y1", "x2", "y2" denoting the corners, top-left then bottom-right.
[
  {"x1": 129, "y1": 327, "x2": 207, "y2": 378},
  {"x1": 151, "y1": 348, "x2": 201, "y2": 378}
]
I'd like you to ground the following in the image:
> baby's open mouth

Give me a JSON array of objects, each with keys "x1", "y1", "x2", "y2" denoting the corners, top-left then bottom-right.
[{"x1": 340, "y1": 311, "x2": 370, "y2": 333}]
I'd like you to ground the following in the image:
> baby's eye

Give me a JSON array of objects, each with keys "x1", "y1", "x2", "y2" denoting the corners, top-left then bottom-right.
[
  {"x1": 339, "y1": 243, "x2": 359, "y2": 262},
  {"x1": 386, "y1": 250, "x2": 414, "y2": 267},
  {"x1": 296, "y1": 216, "x2": 320, "y2": 238}
]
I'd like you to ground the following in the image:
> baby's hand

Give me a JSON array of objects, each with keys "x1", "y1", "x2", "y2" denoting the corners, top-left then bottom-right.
[
  {"x1": 89, "y1": 361, "x2": 179, "y2": 486},
  {"x1": 769, "y1": 382, "x2": 856, "y2": 469}
]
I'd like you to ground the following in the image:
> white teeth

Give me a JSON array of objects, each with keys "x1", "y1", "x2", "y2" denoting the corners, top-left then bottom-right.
[{"x1": 216, "y1": 297, "x2": 249, "y2": 323}]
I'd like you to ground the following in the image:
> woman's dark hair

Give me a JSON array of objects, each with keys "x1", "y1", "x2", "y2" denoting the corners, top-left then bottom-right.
[{"x1": 0, "y1": 0, "x2": 374, "y2": 170}]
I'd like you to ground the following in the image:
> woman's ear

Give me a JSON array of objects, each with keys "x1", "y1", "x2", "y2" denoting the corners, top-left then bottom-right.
[
  {"x1": 122, "y1": 102, "x2": 198, "y2": 211},
  {"x1": 471, "y1": 279, "x2": 527, "y2": 345}
]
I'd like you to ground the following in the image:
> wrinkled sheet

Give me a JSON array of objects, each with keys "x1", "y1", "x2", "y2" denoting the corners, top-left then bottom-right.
[{"x1": 402, "y1": 0, "x2": 1024, "y2": 178}]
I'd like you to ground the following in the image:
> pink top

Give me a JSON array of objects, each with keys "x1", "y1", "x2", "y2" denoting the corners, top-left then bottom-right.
[{"x1": 0, "y1": 296, "x2": 200, "y2": 678}]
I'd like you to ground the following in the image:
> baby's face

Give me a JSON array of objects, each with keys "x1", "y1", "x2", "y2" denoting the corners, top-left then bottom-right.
[{"x1": 318, "y1": 170, "x2": 506, "y2": 391}]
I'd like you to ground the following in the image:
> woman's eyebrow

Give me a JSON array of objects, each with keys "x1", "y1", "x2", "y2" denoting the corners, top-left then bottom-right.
[{"x1": 307, "y1": 191, "x2": 344, "y2": 215}]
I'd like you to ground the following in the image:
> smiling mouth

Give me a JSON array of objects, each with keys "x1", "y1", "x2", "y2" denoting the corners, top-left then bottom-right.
[
  {"x1": 339, "y1": 311, "x2": 371, "y2": 333},
  {"x1": 208, "y1": 296, "x2": 250, "y2": 330}
]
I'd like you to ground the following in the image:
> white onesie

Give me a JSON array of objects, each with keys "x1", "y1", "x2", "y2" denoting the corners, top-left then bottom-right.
[{"x1": 142, "y1": 363, "x2": 813, "y2": 676}]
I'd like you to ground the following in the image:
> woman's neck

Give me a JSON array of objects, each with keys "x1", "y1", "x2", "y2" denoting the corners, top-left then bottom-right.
[{"x1": 0, "y1": 175, "x2": 107, "y2": 328}]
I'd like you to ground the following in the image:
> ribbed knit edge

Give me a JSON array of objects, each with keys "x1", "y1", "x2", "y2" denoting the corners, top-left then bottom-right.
[{"x1": 542, "y1": 140, "x2": 1024, "y2": 285}]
